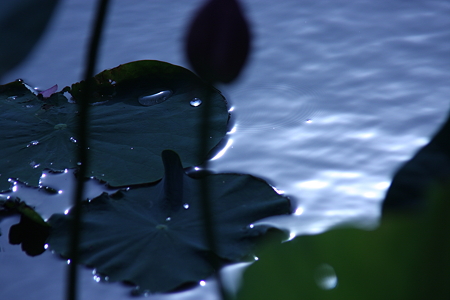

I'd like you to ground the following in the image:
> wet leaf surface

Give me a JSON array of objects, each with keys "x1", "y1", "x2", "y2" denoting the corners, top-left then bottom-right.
[
  {"x1": 47, "y1": 150, "x2": 291, "y2": 293},
  {"x1": 0, "y1": 61, "x2": 229, "y2": 190}
]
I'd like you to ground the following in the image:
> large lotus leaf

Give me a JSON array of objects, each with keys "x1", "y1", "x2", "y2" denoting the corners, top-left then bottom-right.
[
  {"x1": 0, "y1": 81, "x2": 78, "y2": 191},
  {"x1": 237, "y1": 183, "x2": 450, "y2": 300},
  {"x1": 0, "y1": 60, "x2": 228, "y2": 190},
  {"x1": 383, "y1": 110, "x2": 450, "y2": 212},
  {"x1": 47, "y1": 150, "x2": 291, "y2": 293}
]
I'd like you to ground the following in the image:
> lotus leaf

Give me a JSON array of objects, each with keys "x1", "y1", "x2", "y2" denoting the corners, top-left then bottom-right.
[
  {"x1": 0, "y1": 60, "x2": 229, "y2": 190},
  {"x1": 47, "y1": 150, "x2": 291, "y2": 293}
]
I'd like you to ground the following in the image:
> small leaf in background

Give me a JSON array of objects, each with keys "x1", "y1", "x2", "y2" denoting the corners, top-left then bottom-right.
[
  {"x1": 9, "y1": 213, "x2": 50, "y2": 257},
  {"x1": 185, "y1": 0, "x2": 251, "y2": 83},
  {"x1": 237, "y1": 182, "x2": 450, "y2": 300},
  {"x1": 0, "y1": 60, "x2": 229, "y2": 190},
  {"x1": 1, "y1": 199, "x2": 50, "y2": 256},
  {"x1": 47, "y1": 150, "x2": 291, "y2": 294},
  {"x1": 383, "y1": 111, "x2": 450, "y2": 212},
  {"x1": 0, "y1": 0, "x2": 60, "y2": 78}
]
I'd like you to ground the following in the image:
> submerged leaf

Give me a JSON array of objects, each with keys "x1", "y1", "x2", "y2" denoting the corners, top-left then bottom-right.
[
  {"x1": 47, "y1": 150, "x2": 291, "y2": 293},
  {"x1": 0, "y1": 61, "x2": 229, "y2": 190}
]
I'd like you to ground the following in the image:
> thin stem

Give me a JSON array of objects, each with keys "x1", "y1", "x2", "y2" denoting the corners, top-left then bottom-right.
[
  {"x1": 66, "y1": 1, "x2": 110, "y2": 300},
  {"x1": 198, "y1": 88, "x2": 230, "y2": 300}
]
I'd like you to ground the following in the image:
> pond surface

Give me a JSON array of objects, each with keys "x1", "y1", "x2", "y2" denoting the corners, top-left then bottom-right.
[{"x1": 1, "y1": 0, "x2": 450, "y2": 299}]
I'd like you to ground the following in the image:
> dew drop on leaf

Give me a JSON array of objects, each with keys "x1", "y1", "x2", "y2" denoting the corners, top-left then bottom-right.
[
  {"x1": 138, "y1": 90, "x2": 173, "y2": 106},
  {"x1": 27, "y1": 140, "x2": 39, "y2": 147},
  {"x1": 30, "y1": 161, "x2": 40, "y2": 169},
  {"x1": 189, "y1": 98, "x2": 202, "y2": 107}
]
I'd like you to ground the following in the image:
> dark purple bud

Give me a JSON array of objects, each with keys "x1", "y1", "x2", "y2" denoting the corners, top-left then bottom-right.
[{"x1": 185, "y1": 0, "x2": 251, "y2": 84}]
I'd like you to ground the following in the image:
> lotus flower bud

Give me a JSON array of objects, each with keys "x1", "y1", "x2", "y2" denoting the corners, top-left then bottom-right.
[{"x1": 185, "y1": 0, "x2": 251, "y2": 84}]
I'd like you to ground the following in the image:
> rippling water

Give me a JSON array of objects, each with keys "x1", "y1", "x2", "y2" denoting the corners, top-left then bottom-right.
[{"x1": 1, "y1": 0, "x2": 450, "y2": 299}]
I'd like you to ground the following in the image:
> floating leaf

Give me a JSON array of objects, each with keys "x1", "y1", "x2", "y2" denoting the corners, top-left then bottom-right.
[
  {"x1": 47, "y1": 150, "x2": 291, "y2": 293},
  {"x1": 1, "y1": 198, "x2": 50, "y2": 256},
  {"x1": 237, "y1": 183, "x2": 450, "y2": 300},
  {"x1": 0, "y1": 60, "x2": 229, "y2": 190},
  {"x1": 9, "y1": 212, "x2": 50, "y2": 257}
]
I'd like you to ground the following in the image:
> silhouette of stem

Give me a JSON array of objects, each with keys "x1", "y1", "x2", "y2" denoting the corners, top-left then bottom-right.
[
  {"x1": 66, "y1": 1, "x2": 110, "y2": 300},
  {"x1": 198, "y1": 88, "x2": 230, "y2": 300}
]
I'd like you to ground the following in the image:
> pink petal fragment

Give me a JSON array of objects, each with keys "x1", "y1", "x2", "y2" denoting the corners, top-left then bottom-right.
[{"x1": 39, "y1": 84, "x2": 58, "y2": 98}]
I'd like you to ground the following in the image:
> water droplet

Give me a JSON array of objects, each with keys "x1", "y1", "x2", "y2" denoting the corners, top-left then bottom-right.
[
  {"x1": 30, "y1": 161, "x2": 40, "y2": 169},
  {"x1": 287, "y1": 232, "x2": 296, "y2": 241},
  {"x1": 16, "y1": 78, "x2": 23, "y2": 82},
  {"x1": 199, "y1": 280, "x2": 206, "y2": 286},
  {"x1": 7, "y1": 96, "x2": 17, "y2": 100},
  {"x1": 314, "y1": 263, "x2": 338, "y2": 290},
  {"x1": 44, "y1": 244, "x2": 49, "y2": 250},
  {"x1": 249, "y1": 224, "x2": 254, "y2": 229},
  {"x1": 183, "y1": 203, "x2": 190, "y2": 209},
  {"x1": 27, "y1": 140, "x2": 40, "y2": 147},
  {"x1": 254, "y1": 256, "x2": 259, "y2": 261},
  {"x1": 294, "y1": 207, "x2": 304, "y2": 215},
  {"x1": 306, "y1": 119, "x2": 312, "y2": 123},
  {"x1": 64, "y1": 209, "x2": 70, "y2": 215},
  {"x1": 138, "y1": 90, "x2": 172, "y2": 106},
  {"x1": 190, "y1": 98, "x2": 202, "y2": 107},
  {"x1": 67, "y1": 259, "x2": 71, "y2": 265},
  {"x1": 69, "y1": 137, "x2": 77, "y2": 143},
  {"x1": 165, "y1": 217, "x2": 171, "y2": 222}
]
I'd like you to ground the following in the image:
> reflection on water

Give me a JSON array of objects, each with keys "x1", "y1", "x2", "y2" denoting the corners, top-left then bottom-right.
[
  {"x1": 314, "y1": 263, "x2": 338, "y2": 290},
  {"x1": 225, "y1": 84, "x2": 321, "y2": 133}
]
